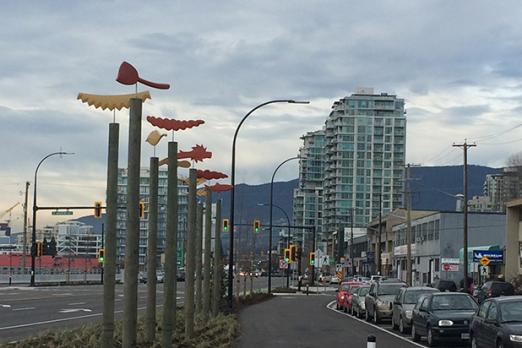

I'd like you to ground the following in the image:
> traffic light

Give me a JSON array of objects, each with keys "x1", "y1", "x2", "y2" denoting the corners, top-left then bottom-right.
[
  {"x1": 223, "y1": 218, "x2": 229, "y2": 232},
  {"x1": 309, "y1": 252, "x2": 316, "y2": 266},
  {"x1": 284, "y1": 248, "x2": 290, "y2": 263},
  {"x1": 139, "y1": 201, "x2": 145, "y2": 219},
  {"x1": 94, "y1": 201, "x2": 102, "y2": 219},
  {"x1": 290, "y1": 245, "x2": 297, "y2": 263},
  {"x1": 98, "y1": 248, "x2": 105, "y2": 263},
  {"x1": 36, "y1": 241, "x2": 43, "y2": 257},
  {"x1": 253, "y1": 219, "x2": 260, "y2": 233}
]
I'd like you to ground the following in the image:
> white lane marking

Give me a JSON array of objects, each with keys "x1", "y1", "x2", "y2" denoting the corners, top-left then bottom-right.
[
  {"x1": 1, "y1": 304, "x2": 11, "y2": 308},
  {"x1": 59, "y1": 308, "x2": 93, "y2": 314},
  {"x1": 52, "y1": 293, "x2": 72, "y2": 296},
  {"x1": 12, "y1": 307, "x2": 35, "y2": 311},
  {"x1": 67, "y1": 302, "x2": 86, "y2": 306},
  {"x1": 0, "y1": 305, "x2": 163, "y2": 331},
  {"x1": 326, "y1": 300, "x2": 426, "y2": 348}
]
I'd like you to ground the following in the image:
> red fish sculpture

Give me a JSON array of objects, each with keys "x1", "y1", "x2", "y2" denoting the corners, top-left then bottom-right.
[
  {"x1": 206, "y1": 183, "x2": 233, "y2": 192},
  {"x1": 197, "y1": 170, "x2": 228, "y2": 180},
  {"x1": 116, "y1": 61, "x2": 170, "y2": 89},
  {"x1": 147, "y1": 116, "x2": 205, "y2": 131},
  {"x1": 177, "y1": 145, "x2": 212, "y2": 162}
]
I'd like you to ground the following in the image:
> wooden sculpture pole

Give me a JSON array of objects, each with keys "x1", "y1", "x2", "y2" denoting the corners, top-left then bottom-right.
[
  {"x1": 123, "y1": 98, "x2": 142, "y2": 348},
  {"x1": 185, "y1": 169, "x2": 197, "y2": 338},
  {"x1": 102, "y1": 122, "x2": 119, "y2": 348},
  {"x1": 162, "y1": 141, "x2": 179, "y2": 347},
  {"x1": 145, "y1": 156, "x2": 159, "y2": 344},
  {"x1": 202, "y1": 189, "x2": 212, "y2": 317},
  {"x1": 195, "y1": 203, "x2": 204, "y2": 313},
  {"x1": 212, "y1": 199, "x2": 222, "y2": 316}
]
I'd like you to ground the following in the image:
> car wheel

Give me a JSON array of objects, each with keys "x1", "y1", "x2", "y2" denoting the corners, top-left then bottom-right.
[
  {"x1": 391, "y1": 315, "x2": 397, "y2": 330},
  {"x1": 365, "y1": 308, "x2": 371, "y2": 322},
  {"x1": 471, "y1": 335, "x2": 477, "y2": 348},
  {"x1": 427, "y1": 326, "x2": 437, "y2": 347},
  {"x1": 411, "y1": 324, "x2": 420, "y2": 342},
  {"x1": 373, "y1": 309, "x2": 380, "y2": 324},
  {"x1": 343, "y1": 305, "x2": 347, "y2": 313},
  {"x1": 336, "y1": 303, "x2": 340, "y2": 310},
  {"x1": 399, "y1": 317, "x2": 406, "y2": 334},
  {"x1": 497, "y1": 339, "x2": 504, "y2": 348}
]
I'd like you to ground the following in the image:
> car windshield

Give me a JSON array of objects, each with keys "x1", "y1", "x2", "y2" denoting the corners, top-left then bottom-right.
[
  {"x1": 432, "y1": 295, "x2": 477, "y2": 311},
  {"x1": 358, "y1": 287, "x2": 370, "y2": 296},
  {"x1": 404, "y1": 290, "x2": 436, "y2": 304},
  {"x1": 501, "y1": 301, "x2": 522, "y2": 322},
  {"x1": 378, "y1": 284, "x2": 404, "y2": 295}
]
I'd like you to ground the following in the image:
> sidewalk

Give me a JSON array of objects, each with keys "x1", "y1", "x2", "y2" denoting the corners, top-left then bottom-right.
[{"x1": 236, "y1": 294, "x2": 420, "y2": 348}]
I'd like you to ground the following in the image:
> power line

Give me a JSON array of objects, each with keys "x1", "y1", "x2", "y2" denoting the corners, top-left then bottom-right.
[{"x1": 470, "y1": 123, "x2": 522, "y2": 142}]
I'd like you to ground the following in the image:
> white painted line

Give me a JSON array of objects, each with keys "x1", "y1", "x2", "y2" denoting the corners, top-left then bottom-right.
[
  {"x1": 325, "y1": 300, "x2": 426, "y2": 348},
  {"x1": 52, "y1": 293, "x2": 72, "y2": 296},
  {"x1": 59, "y1": 308, "x2": 92, "y2": 314},
  {"x1": 67, "y1": 302, "x2": 86, "y2": 306},
  {"x1": 1, "y1": 304, "x2": 11, "y2": 308},
  {"x1": 12, "y1": 307, "x2": 35, "y2": 311},
  {"x1": 0, "y1": 305, "x2": 163, "y2": 331}
]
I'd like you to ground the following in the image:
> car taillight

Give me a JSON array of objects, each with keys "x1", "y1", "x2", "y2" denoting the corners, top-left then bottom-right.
[{"x1": 487, "y1": 289, "x2": 493, "y2": 297}]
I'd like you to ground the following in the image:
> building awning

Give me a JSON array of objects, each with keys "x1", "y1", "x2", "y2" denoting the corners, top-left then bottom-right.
[{"x1": 458, "y1": 245, "x2": 500, "y2": 260}]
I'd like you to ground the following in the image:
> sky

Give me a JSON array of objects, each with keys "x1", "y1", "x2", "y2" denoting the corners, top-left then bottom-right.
[{"x1": 2, "y1": 0, "x2": 522, "y2": 229}]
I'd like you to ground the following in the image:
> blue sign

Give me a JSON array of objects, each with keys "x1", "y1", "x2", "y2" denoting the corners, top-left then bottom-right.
[
  {"x1": 366, "y1": 251, "x2": 375, "y2": 263},
  {"x1": 473, "y1": 250, "x2": 503, "y2": 263}
]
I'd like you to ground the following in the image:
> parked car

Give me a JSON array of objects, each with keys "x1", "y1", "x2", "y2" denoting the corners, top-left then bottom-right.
[
  {"x1": 411, "y1": 292, "x2": 478, "y2": 346},
  {"x1": 470, "y1": 296, "x2": 522, "y2": 348},
  {"x1": 352, "y1": 285, "x2": 371, "y2": 318},
  {"x1": 432, "y1": 279, "x2": 458, "y2": 292},
  {"x1": 392, "y1": 286, "x2": 439, "y2": 334},
  {"x1": 139, "y1": 270, "x2": 165, "y2": 284},
  {"x1": 176, "y1": 270, "x2": 185, "y2": 281},
  {"x1": 474, "y1": 281, "x2": 514, "y2": 304},
  {"x1": 365, "y1": 281, "x2": 407, "y2": 323},
  {"x1": 336, "y1": 281, "x2": 361, "y2": 312},
  {"x1": 330, "y1": 275, "x2": 341, "y2": 285},
  {"x1": 318, "y1": 273, "x2": 331, "y2": 283}
]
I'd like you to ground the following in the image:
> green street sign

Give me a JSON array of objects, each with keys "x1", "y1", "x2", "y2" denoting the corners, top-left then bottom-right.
[{"x1": 52, "y1": 211, "x2": 73, "y2": 216}]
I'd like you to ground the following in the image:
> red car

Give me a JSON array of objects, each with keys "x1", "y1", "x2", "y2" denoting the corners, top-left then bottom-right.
[{"x1": 336, "y1": 281, "x2": 361, "y2": 313}]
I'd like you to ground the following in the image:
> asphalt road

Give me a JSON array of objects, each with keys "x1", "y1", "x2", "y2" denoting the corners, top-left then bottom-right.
[
  {"x1": 238, "y1": 293, "x2": 424, "y2": 348},
  {"x1": 0, "y1": 276, "x2": 269, "y2": 344}
]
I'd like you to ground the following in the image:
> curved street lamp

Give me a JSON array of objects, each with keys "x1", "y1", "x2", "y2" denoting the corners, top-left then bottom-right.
[
  {"x1": 31, "y1": 151, "x2": 74, "y2": 286},
  {"x1": 228, "y1": 99, "x2": 309, "y2": 308}
]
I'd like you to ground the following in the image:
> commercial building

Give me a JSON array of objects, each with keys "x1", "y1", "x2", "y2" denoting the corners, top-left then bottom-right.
[
  {"x1": 393, "y1": 211, "x2": 506, "y2": 286},
  {"x1": 117, "y1": 167, "x2": 188, "y2": 269},
  {"x1": 322, "y1": 88, "x2": 406, "y2": 244},
  {"x1": 56, "y1": 221, "x2": 101, "y2": 258},
  {"x1": 505, "y1": 198, "x2": 522, "y2": 281},
  {"x1": 469, "y1": 166, "x2": 522, "y2": 212}
]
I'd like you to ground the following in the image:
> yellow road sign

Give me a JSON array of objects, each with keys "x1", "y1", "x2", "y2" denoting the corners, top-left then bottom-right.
[{"x1": 480, "y1": 256, "x2": 490, "y2": 266}]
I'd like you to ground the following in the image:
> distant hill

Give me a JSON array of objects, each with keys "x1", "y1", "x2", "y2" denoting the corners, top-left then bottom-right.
[
  {"x1": 409, "y1": 165, "x2": 500, "y2": 211},
  {"x1": 74, "y1": 165, "x2": 499, "y2": 254}
]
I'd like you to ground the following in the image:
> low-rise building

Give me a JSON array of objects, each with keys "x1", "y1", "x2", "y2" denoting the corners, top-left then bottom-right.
[{"x1": 505, "y1": 198, "x2": 522, "y2": 281}]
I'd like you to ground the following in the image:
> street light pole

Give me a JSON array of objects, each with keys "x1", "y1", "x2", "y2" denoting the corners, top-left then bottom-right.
[
  {"x1": 31, "y1": 151, "x2": 72, "y2": 287},
  {"x1": 228, "y1": 99, "x2": 309, "y2": 309},
  {"x1": 268, "y1": 156, "x2": 300, "y2": 294}
]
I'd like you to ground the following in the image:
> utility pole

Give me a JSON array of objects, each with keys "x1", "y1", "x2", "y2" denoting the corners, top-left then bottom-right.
[
  {"x1": 406, "y1": 164, "x2": 412, "y2": 286},
  {"x1": 377, "y1": 193, "x2": 382, "y2": 275},
  {"x1": 453, "y1": 140, "x2": 476, "y2": 293},
  {"x1": 202, "y1": 189, "x2": 212, "y2": 318},
  {"x1": 23, "y1": 181, "x2": 29, "y2": 272},
  {"x1": 212, "y1": 199, "x2": 222, "y2": 317},
  {"x1": 195, "y1": 203, "x2": 203, "y2": 313},
  {"x1": 101, "y1": 223, "x2": 104, "y2": 284},
  {"x1": 350, "y1": 208, "x2": 354, "y2": 276},
  {"x1": 185, "y1": 169, "x2": 197, "y2": 338}
]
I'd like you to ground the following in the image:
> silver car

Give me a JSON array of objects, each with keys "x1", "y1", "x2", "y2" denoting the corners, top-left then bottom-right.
[
  {"x1": 391, "y1": 286, "x2": 439, "y2": 334},
  {"x1": 365, "y1": 282, "x2": 407, "y2": 323},
  {"x1": 352, "y1": 285, "x2": 370, "y2": 318}
]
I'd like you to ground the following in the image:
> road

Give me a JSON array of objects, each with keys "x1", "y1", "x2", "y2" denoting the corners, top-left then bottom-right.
[
  {"x1": 0, "y1": 276, "x2": 268, "y2": 344},
  {"x1": 238, "y1": 288, "x2": 470, "y2": 348}
]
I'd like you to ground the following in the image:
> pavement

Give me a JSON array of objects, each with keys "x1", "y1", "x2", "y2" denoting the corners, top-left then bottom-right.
[{"x1": 237, "y1": 293, "x2": 424, "y2": 348}]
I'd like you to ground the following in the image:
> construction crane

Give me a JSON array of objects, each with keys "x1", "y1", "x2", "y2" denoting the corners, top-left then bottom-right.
[{"x1": 0, "y1": 202, "x2": 20, "y2": 223}]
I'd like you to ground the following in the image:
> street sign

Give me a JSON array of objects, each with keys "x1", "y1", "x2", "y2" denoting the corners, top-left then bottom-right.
[
  {"x1": 480, "y1": 266, "x2": 489, "y2": 275},
  {"x1": 442, "y1": 263, "x2": 459, "y2": 271},
  {"x1": 366, "y1": 251, "x2": 375, "y2": 263},
  {"x1": 279, "y1": 259, "x2": 288, "y2": 269},
  {"x1": 335, "y1": 264, "x2": 342, "y2": 273},
  {"x1": 441, "y1": 258, "x2": 460, "y2": 264},
  {"x1": 473, "y1": 250, "x2": 503, "y2": 263},
  {"x1": 52, "y1": 210, "x2": 73, "y2": 216},
  {"x1": 480, "y1": 256, "x2": 490, "y2": 266}
]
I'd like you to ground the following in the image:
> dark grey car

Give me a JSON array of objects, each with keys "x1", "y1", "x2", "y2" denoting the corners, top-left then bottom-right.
[
  {"x1": 391, "y1": 286, "x2": 439, "y2": 334},
  {"x1": 365, "y1": 282, "x2": 407, "y2": 324},
  {"x1": 352, "y1": 285, "x2": 370, "y2": 318}
]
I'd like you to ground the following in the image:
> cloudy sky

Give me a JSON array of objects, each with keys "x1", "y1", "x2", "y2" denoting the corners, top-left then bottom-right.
[{"x1": 2, "y1": 0, "x2": 522, "y2": 229}]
